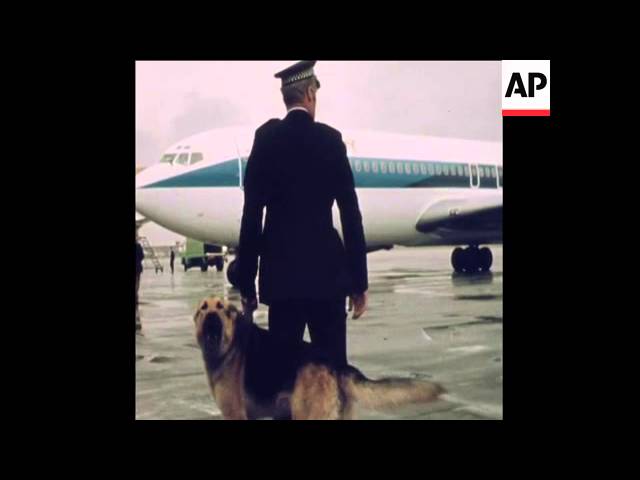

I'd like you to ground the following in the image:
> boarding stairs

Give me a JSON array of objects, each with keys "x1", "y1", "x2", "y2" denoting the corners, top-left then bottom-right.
[{"x1": 139, "y1": 236, "x2": 164, "y2": 273}]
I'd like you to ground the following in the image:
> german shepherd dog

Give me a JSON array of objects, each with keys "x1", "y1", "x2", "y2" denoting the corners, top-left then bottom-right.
[{"x1": 194, "y1": 296, "x2": 445, "y2": 420}]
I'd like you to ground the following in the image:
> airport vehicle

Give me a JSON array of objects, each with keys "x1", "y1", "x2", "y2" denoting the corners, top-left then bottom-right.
[
  {"x1": 136, "y1": 126, "x2": 502, "y2": 285},
  {"x1": 181, "y1": 238, "x2": 226, "y2": 272}
]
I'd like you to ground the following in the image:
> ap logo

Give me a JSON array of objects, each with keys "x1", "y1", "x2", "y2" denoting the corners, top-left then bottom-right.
[{"x1": 502, "y1": 60, "x2": 550, "y2": 116}]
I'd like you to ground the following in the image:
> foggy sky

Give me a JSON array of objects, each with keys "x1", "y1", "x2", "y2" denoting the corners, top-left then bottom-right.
[{"x1": 136, "y1": 61, "x2": 502, "y2": 167}]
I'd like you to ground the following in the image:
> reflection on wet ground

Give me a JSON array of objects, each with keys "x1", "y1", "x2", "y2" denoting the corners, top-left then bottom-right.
[{"x1": 136, "y1": 245, "x2": 502, "y2": 420}]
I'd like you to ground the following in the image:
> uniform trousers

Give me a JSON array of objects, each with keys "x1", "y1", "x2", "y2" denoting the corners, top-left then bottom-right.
[{"x1": 268, "y1": 297, "x2": 348, "y2": 367}]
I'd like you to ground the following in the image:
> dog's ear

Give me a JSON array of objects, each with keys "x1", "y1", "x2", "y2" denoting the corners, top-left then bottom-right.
[{"x1": 194, "y1": 300, "x2": 208, "y2": 324}]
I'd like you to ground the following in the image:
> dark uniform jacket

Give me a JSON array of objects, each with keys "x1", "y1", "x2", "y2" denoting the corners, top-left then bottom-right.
[
  {"x1": 238, "y1": 109, "x2": 368, "y2": 305},
  {"x1": 136, "y1": 242, "x2": 144, "y2": 274}
]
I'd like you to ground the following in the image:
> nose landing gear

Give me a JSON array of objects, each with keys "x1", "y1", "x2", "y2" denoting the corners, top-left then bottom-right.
[{"x1": 451, "y1": 245, "x2": 493, "y2": 273}]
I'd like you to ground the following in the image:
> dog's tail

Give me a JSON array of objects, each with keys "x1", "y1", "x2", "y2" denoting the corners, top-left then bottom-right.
[{"x1": 340, "y1": 367, "x2": 445, "y2": 410}]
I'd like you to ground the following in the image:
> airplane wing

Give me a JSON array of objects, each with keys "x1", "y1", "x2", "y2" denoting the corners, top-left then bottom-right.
[{"x1": 415, "y1": 196, "x2": 502, "y2": 234}]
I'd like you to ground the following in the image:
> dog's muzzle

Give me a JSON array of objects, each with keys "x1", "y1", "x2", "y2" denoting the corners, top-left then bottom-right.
[{"x1": 201, "y1": 312, "x2": 223, "y2": 347}]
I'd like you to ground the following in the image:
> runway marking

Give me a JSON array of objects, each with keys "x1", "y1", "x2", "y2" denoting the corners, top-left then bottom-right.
[{"x1": 446, "y1": 345, "x2": 490, "y2": 354}]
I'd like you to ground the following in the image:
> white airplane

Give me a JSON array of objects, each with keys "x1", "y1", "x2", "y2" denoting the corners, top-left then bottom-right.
[
  {"x1": 135, "y1": 166, "x2": 151, "y2": 232},
  {"x1": 135, "y1": 126, "x2": 502, "y2": 286},
  {"x1": 136, "y1": 165, "x2": 149, "y2": 232}
]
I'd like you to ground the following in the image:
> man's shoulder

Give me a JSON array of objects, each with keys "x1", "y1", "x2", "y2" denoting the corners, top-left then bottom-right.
[
  {"x1": 314, "y1": 121, "x2": 342, "y2": 141},
  {"x1": 255, "y1": 118, "x2": 282, "y2": 137}
]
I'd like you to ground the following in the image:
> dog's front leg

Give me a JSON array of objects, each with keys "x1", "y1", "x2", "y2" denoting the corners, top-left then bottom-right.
[
  {"x1": 222, "y1": 410, "x2": 248, "y2": 420},
  {"x1": 218, "y1": 400, "x2": 248, "y2": 420},
  {"x1": 213, "y1": 385, "x2": 248, "y2": 420}
]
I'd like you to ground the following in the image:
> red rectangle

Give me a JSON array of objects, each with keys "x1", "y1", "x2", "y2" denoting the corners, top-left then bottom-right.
[{"x1": 502, "y1": 109, "x2": 550, "y2": 116}]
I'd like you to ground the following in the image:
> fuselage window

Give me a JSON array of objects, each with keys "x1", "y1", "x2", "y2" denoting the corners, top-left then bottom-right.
[
  {"x1": 355, "y1": 159, "x2": 362, "y2": 172},
  {"x1": 175, "y1": 153, "x2": 189, "y2": 165},
  {"x1": 435, "y1": 163, "x2": 442, "y2": 175},
  {"x1": 363, "y1": 160, "x2": 370, "y2": 173},
  {"x1": 160, "y1": 154, "x2": 176, "y2": 164},
  {"x1": 190, "y1": 152, "x2": 203, "y2": 165},
  {"x1": 428, "y1": 163, "x2": 435, "y2": 175},
  {"x1": 389, "y1": 161, "x2": 396, "y2": 174},
  {"x1": 380, "y1": 161, "x2": 387, "y2": 174}
]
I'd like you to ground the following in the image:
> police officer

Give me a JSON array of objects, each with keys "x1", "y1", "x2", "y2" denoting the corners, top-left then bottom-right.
[
  {"x1": 136, "y1": 235, "x2": 145, "y2": 332},
  {"x1": 238, "y1": 61, "x2": 368, "y2": 367}
]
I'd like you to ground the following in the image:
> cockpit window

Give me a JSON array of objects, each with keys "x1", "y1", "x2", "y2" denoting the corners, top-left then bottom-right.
[
  {"x1": 160, "y1": 154, "x2": 176, "y2": 164},
  {"x1": 190, "y1": 152, "x2": 203, "y2": 165},
  {"x1": 175, "y1": 153, "x2": 189, "y2": 165}
]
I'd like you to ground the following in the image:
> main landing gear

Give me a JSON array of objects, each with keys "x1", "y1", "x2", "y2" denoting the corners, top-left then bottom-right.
[{"x1": 451, "y1": 245, "x2": 493, "y2": 273}]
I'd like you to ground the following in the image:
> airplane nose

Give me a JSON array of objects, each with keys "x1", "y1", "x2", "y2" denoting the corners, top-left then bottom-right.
[
  {"x1": 135, "y1": 167, "x2": 161, "y2": 215},
  {"x1": 135, "y1": 186, "x2": 148, "y2": 217},
  {"x1": 135, "y1": 164, "x2": 181, "y2": 223},
  {"x1": 136, "y1": 168, "x2": 155, "y2": 189}
]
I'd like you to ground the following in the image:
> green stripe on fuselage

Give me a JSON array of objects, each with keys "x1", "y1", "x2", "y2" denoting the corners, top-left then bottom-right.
[
  {"x1": 143, "y1": 160, "x2": 240, "y2": 188},
  {"x1": 142, "y1": 157, "x2": 500, "y2": 189}
]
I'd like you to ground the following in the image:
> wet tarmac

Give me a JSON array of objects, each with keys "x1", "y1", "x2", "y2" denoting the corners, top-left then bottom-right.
[{"x1": 136, "y1": 245, "x2": 502, "y2": 420}]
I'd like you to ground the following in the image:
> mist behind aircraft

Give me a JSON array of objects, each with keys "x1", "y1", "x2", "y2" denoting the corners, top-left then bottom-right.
[{"x1": 136, "y1": 61, "x2": 502, "y2": 167}]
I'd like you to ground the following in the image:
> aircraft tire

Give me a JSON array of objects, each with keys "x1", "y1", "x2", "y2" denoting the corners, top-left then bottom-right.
[
  {"x1": 479, "y1": 247, "x2": 493, "y2": 272},
  {"x1": 215, "y1": 257, "x2": 224, "y2": 272},
  {"x1": 462, "y1": 247, "x2": 479, "y2": 273},
  {"x1": 451, "y1": 247, "x2": 465, "y2": 273}
]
